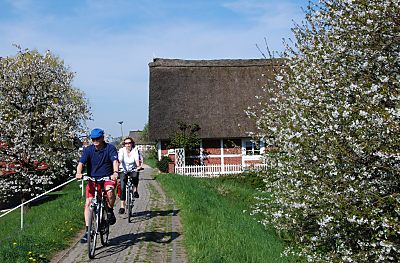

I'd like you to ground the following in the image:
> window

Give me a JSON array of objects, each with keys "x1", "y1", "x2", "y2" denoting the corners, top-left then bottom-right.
[{"x1": 245, "y1": 140, "x2": 261, "y2": 156}]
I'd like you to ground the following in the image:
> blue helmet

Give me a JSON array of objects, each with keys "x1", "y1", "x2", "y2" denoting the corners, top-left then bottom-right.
[{"x1": 90, "y1": 128, "x2": 104, "y2": 139}]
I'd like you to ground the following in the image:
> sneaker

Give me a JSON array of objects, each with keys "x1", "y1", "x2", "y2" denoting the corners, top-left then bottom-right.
[
  {"x1": 108, "y1": 210, "x2": 116, "y2": 225},
  {"x1": 80, "y1": 232, "x2": 88, "y2": 243},
  {"x1": 118, "y1": 207, "x2": 125, "y2": 214},
  {"x1": 134, "y1": 192, "x2": 139, "y2": 198}
]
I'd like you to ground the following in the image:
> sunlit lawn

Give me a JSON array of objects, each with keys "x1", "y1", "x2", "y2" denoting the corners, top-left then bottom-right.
[
  {"x1": 156, "y1": 173, "x2": 298, "y2": 263},
  {"x1": 0, "y1": 181, "x2": 84, "y2": 263}
]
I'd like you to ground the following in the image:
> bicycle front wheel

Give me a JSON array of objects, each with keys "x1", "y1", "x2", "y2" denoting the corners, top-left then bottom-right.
[
  {"x1": 88, "y1": 206, "x2": 98, "y2": 259},
  {"x1": 126, "y1": 185, "x2": 131, "y2": 222},
  {"x1": 100, "y1": 203, "x2": 110, "y2": 246},
  {"x1": 128, "y1": 186, "x2": 134, "y2": 222}
]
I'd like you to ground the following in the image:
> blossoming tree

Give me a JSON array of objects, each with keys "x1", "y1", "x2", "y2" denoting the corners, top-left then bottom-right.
[
  {"x1": 0, "y1": 48, "x2": 91, "y2": 204},
  {"x1": 250, "y1": 0, "x2": 399, "y2": 261}
]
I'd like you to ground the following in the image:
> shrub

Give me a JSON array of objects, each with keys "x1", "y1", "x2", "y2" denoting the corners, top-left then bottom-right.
[{"x1": 157, "y1": 156, "x2": 171, "y2": 173}]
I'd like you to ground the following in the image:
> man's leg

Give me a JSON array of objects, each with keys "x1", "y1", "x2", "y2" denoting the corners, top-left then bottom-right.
[
  {"x1": 105, "y1": 182, "x2": 116, "y2": 225},
  {"x1": 84, "y1": 197, "x2": 92, "y2": 226},
  {"x1": 81, "y1": 183, "x2": 94, "y2": 243}
]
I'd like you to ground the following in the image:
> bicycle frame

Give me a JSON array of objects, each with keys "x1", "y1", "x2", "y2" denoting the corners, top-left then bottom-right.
[
  {"x1": 84, "y1": 176, "x2": 111, "y2": 259},
  {"x1": 125, "y1": 172, "x2": 135, "y2": 222},
  {"x1": 124, "y1": 167, "x2": 143, "y2": 222}
]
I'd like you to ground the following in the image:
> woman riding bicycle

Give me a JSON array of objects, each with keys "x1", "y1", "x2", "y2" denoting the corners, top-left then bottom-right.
[{"x1": 118, "y1": 137, "x2": 142, "y2": 214}]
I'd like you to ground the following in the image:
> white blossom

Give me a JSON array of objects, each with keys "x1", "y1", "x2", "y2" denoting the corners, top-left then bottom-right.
[
  {"x1": 250, "y1": 0, "x2": 400, "y2": 261},
  {"x1": 0, "y1": 48, "x2": 91, "y2": 201}
]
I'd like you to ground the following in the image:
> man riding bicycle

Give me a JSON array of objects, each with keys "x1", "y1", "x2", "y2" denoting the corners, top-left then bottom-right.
[{"x1": 75, "y1": 128, "x2": 119, "y2": 243}]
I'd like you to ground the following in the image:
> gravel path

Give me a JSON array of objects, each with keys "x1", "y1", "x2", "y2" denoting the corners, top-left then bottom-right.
[{"x1": 51, "y1": 166, "x2": 188, "y2": 263}]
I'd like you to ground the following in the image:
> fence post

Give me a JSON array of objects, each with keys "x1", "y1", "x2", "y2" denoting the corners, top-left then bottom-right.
[{"x1": 20, "y1": 203, "x2": 23, "y2": 230}]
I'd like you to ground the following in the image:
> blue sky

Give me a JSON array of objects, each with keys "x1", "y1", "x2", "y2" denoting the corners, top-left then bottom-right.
[{"x1": 0, "y1": 0, "x2": 307, "y2": 138}]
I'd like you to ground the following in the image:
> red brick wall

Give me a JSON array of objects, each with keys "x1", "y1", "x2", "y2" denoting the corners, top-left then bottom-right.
[
  {"x1": 202, "y1": 157, "x2": 222, "y2": 165},
  {"x1": 223, "y1": 139, "x2": 241, "y2": 154},
  {"x1": 202, "y1": 156, "x2": 245, "y2": 165},
  {"x1": 161, "y1": 149, "x2": 168, "y2": 156},
  {"x1": 160, "y1": 140, "x2": 170, "y2": 157},
  {"x1": 224, "y1": 156, "x2": 242, "y2": 164},
  {"x1": 244, "y1": 159, "x2": 263, "y2": 165},
  {"x1": 202, "y1": 139, "x2": 221, "y2": 155}
]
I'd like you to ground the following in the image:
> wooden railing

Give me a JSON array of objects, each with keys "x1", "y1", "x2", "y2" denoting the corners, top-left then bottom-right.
[{"x1": 175, "y1": 163, "x2": 268, "y2": 177}]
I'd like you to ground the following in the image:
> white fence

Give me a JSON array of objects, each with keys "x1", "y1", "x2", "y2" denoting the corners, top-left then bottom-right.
[{"x1": 175, "y1": 163, "x2": 269, "y2": 177}]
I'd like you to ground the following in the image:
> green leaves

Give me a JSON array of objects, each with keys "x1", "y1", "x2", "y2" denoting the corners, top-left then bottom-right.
[{"x1": 168, "y1": 121, "x2": 201, "y2": 165}]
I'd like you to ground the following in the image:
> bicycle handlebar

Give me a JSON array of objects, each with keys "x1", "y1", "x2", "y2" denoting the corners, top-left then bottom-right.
[
  {"x1": 82, "y1": 176, "x2": 113, "y2": 182},
  {"x1": 119, "y1": 167, "x2": 144, "y2": 173}
]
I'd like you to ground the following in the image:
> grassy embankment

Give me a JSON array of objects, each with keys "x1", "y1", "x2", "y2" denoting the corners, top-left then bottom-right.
[
  {"x1": 0, "y1": 181, "x2": 84, "y2": 263},
  {"x1": 156, "y1": 172, "x2": 296, "y2": 263}
]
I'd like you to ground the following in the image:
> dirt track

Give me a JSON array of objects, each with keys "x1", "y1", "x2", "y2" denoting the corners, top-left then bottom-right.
[{"x1": 51, "y1": 166, "x2": 188, "y2": 263}]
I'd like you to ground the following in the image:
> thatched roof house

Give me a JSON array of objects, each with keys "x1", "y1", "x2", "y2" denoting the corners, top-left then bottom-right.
[
  {"x1": 149, "y1": 58, "x2": 279, "y2": 141},
  {"x1": 148, "y1": 58, "x2": 282, "y2": 168},
  {"x1": 128, "y1": 130, "x2": 148, "y2": 145},
  {"x1": 128, "y1": 130, "x2": 155, "y2": 152}
]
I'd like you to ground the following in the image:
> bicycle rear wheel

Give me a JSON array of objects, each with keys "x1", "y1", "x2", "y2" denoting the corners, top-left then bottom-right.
[
  {"x1": 88, "y1": 206, "x2": 98, "y2": 259},
  {"x1": 100, "y1": 203, "x2": 110, "y2": 246}
]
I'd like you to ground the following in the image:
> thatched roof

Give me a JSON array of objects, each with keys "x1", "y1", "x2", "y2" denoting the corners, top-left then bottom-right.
[
  {"x1": 128, "y1": 130, "x2": 154, "y2": 145},
  {"x1": 148, "y1": 58, "x2": 281, "y2": 141}
]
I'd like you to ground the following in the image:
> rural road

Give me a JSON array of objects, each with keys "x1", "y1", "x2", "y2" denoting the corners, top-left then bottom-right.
[{"x1": 51, "y1": 166, "x2": 188, "y2": 263}]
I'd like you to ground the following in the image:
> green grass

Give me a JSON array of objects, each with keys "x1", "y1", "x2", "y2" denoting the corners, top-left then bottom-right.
[
  {"x1": 0, "y1": 181, "x2": 84, "y2": 263},
  {"x1": 155, "y1": 173, "x2": 291, "y2": 263},
  {"x1": 144, "y1": 155, "x2": 158, "y2": 168}
]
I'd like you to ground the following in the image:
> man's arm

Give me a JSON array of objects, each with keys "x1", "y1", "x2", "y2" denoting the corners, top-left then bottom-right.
[
  {"x1": 76, "y1": 162, "x2": 84, "y2": 179},
  {"x1": 111, "y1": 160, "x2": 119, "y2": 181}
]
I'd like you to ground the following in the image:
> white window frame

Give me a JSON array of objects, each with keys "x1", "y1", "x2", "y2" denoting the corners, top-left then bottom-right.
[{"x1": 242, "y1": 139, "x2": 264, "y2": 161}]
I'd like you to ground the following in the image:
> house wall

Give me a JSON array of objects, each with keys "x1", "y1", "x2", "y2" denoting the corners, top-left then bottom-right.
[
  {"x1": 159, "y1": 140, "x2": 170, "y2": 159},
  {"x1": 202, "y1": 139, "x2": 220, "y2": 155},
  {"x1": 157, "y1": 138, "x2": 264, "y2": 165}
]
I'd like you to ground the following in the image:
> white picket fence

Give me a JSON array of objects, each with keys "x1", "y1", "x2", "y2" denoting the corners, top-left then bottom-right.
[{"x1": 175, "y1": 163, "x2": 268, "y2": 177}]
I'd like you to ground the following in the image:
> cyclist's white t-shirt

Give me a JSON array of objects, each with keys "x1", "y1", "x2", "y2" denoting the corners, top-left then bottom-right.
[{"x1": 118, "y1": 146, "x2": 139, "y2": 173}]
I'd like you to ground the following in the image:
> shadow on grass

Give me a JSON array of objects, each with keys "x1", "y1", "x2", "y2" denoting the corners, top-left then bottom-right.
[
  {"x1": 29, "y1": 193, "x2": 64, "y2": 207},
  {"x1": 1, "y1": 193, "x2": 65, "y2": 210}
]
